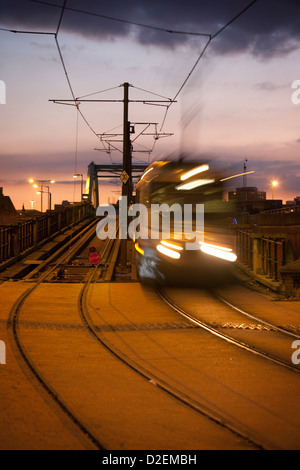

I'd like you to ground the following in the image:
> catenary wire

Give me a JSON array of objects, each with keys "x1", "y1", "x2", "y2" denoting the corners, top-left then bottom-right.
[
  {"x1": 0, "y1": 4, "x2": 110, "y2": 158},
  {"x1": 53, "y1": 2, "x2": 113, "y2": 161},
  {"x1": 0, "y1": 27, "x2": 55, "y2": 35},
  {"x1": 157, "y1": 0, "x2": 258, "y2": 138},
  {"x1": 2, "y1": 0, "x2": 258, "y2": 164},
  {"x1": 29, "y1": 0, "x2": 212, "y2": 38}
]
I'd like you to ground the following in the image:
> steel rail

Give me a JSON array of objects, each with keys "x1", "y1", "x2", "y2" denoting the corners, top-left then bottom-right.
[
  {"x1": 6, "y1": 220, "x2": 106, "y2": 450},
  {"x1": 78, "y1": 262, "x2": 267, "y2": 450},
  {"x1": 7, "y1": 287, "x2": 105, "y2": 450},
  {"x1": 214, "y1": 293, "x2": 300, "y2": 340},
  {"x1": 158, "y1": 290, "x2": 300, "y2": 375},
  {"x1": 24, "y1": 219, "x2": 98, "y2": 281}
]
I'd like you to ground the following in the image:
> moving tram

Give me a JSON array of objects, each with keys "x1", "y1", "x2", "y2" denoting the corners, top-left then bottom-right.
[{"x1": 134, "y1": 160, "x2": 238, "y2": 286}]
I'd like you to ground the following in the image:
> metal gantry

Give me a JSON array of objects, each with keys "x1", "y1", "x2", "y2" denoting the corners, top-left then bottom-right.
[
  {"x1": 86, "y1": 162, "x2": 148, "y2": 208},
  {"x1": 50, "y1": 82, "x2": 175, "y2": 207}
]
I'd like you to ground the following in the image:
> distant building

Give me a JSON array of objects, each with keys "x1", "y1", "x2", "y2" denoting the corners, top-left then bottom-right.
[
  {"x1": 294, "y1": 196, "x2": 300, "y2": 205},
  {"x1": 228, "y1": 187, "x2": 266, "y2": 202},
  {"x1": 18, "y1": 209, "x2": 41, "y2": 218},
  {"x1": 0, "y1": 187, "x2": 18, "y2": 224},
  {"x1": 54, "y1": 200, "x2": 71, "y2": 210},
  {"x1": 228, "y1": 186, "x2": 282, "y2": 214}
]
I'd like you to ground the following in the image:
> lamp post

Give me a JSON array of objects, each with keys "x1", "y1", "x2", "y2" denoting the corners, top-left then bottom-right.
[
  {"x1": 45, "y1": 186, "x2": 52, "y2": 211},
  {"x1": 73, "y1": 174, "x2": 83, "y2": 201},
  {"x1": 44, "y1": 186, "x2": 52, "y2": 211},
  {"x1": 29, "y1": 179, "x2": 55, "y2": 212}
]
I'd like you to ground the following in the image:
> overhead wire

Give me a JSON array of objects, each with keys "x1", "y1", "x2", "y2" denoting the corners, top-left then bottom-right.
[
  {"x1": 30, "y1": 0, "x2": 212, "y2": 38},
  {"x1": 0, "y1": 27, "x2": 55, "y2": 35},
  {"x1": 2, "y1": 0, "x2": 259, "y2": 165},
  {"x1": 53, "y1": 0, "x2": 112, "y2": 162},
  {"x1": 211, "y1": 0, "x2": 257, "y2": 41},
  {"x1": 157, "y1": 0, "x2": 258, "y2": 139},
  {"x1": 55, "y1": 0, "x2": 66, "y2": 36},
  {"x1": 77, "y1": 85, "x2": 122, "y2": 101}
]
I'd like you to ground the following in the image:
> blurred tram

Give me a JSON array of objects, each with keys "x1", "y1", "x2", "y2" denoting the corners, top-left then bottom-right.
[{"x1": 134, "y1": 160, "x2": 238, "y2": 286}]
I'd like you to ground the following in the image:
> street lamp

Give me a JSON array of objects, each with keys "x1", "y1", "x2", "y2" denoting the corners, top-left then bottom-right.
[
  {"x1": 73, "y1": 174, "x2": 83, "y2": 201},
  {"x1": 36, "y1": 189, "x2": 52, "y2": 211},
  {"x1": 29, "y1": 179, "x2": 55, "y2": 212},
  {"x1": 36, "y1": 187, "x2": 52, "y2": 211},
  {"x1": 46, "y1": 187, "x2": 52, "y2": 211}
]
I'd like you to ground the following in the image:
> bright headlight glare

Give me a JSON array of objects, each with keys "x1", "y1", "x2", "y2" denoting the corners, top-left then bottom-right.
[
  {"x1": 157, "y1": 244, "x2": 181, "y2": 260},
  {"x1": 199, "y1": 242, "x2": 233, "y2": 252},
  {"x1": 161, "y1": 240, "x2": 183, "y2": 251},
  {"x1": 200, "y1": 243, "x2": 237, "y2": 262}
]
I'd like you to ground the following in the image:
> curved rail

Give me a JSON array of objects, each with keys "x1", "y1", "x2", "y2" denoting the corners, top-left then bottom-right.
[
  {"x1": 6, "y1": 221, "x2": 106, "y2": 450},
  {"x1": 158, "y1": 289, "x2": 300, "y2": 375},
  {"x1": 214, "y1": 293, "x2": 300, "y2": 340},
  {"x1": 78, "y1": 265, "x2": 267, "y2": 450}
]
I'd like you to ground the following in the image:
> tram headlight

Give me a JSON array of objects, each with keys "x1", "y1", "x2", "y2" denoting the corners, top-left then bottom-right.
[
  {"x1": 199, "y1": 242, "x2": 237, "y2": 262},
  {"x1": 156, "y1": 244, "x2": 181, "y2": 260}
]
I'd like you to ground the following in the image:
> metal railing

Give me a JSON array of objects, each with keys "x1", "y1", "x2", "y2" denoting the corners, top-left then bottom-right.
[
  {"x1": 260, "y1": 205, "x2": 300, "y2": 214},
  {"x1": 0, "y1": 203, "x2": 94, "y2": 265},
  {"x1": 0, "y1": 227, "x2": 13, "y2": 263},
  {"x1": 262, "y1": 238, "x2": 285, "y2": 281},
  {"x1": 236, "y1": 229, "x2": 286, "y2": 282},
  {"x1": 19, "y1": 220, "x2": 34, "y2": 253},
  {"x1": 236, "y1": 230, "x2": 253, "y2": 270}
]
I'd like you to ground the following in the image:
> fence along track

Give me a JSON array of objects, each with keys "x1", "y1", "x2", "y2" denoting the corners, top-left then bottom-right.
[{"x1": 0, "y1": 203, "x2": 93, "y2": 266}]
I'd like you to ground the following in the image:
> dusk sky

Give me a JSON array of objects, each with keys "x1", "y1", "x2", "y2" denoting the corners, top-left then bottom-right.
[{"x1": 0, "y1": 0, "x2": 299, "y2": 209}]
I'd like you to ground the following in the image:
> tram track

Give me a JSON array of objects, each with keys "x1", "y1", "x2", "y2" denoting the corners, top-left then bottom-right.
[
  {"x1": 6, "y1": 219, "x2": 107, "y2": 450},
  {"x1": 157, "y1": 288, "x2": 300, "y2": 375},
  {"x1": 215, "y1": 293, "x2": 300, "y2": 340},
  {"x1": 78, "y1": 266, "x2": 269, "y2": 450},
  {"x1": 25, "y1": 219, "x2": 99, "y2": 282},
  {"x1": 7, "y1": 287, "x2": 105, "y2": 450},
  {"x1": 5, "y1": 232, "x2": 141, "y2": 450},
  {"x1": 5, "y1": 225, "x2": 299, "y2": 450}
]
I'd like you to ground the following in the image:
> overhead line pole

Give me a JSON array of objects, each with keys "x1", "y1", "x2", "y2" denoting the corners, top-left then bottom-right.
[
  {"x1": 122, "y1": 82, "x2": 132, "y2": 203},
  {"x1": 50, "y1": 85, "x2": 175, "y2": 207}
]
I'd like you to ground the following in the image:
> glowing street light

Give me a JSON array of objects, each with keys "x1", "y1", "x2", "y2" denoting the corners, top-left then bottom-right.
[
  {"x1": 29, "y1": 179, "x2": 55, "y2": 212},
  {"x1": 271, "y1": 180, "x2": 278, "y2": 199},
  {"x1": 73, "y1": 174, "x2": 84, "y2": 201}
]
